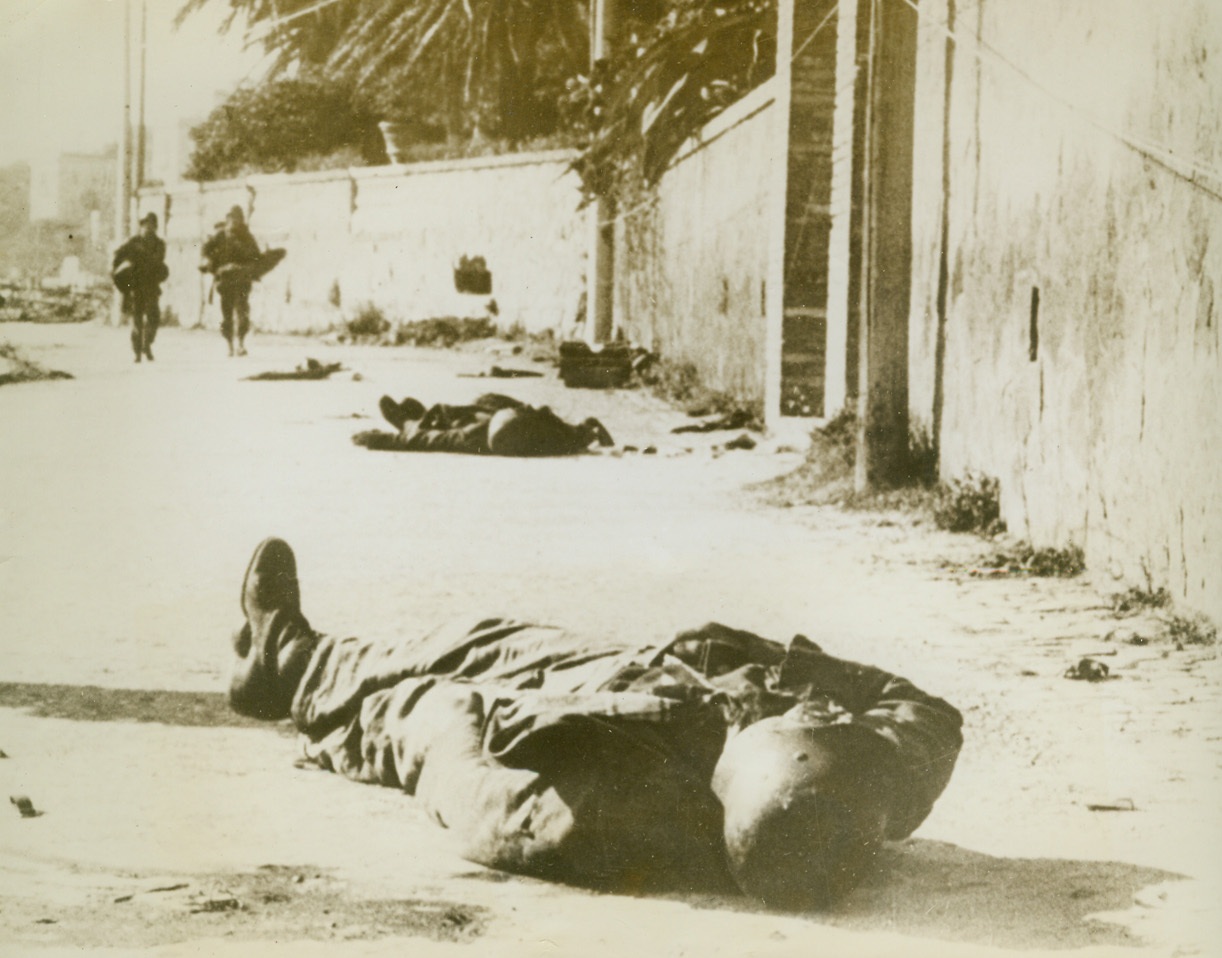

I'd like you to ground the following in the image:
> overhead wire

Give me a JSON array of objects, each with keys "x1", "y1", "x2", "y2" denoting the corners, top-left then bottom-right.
[{"x1": 889, "y1": 0, "x2": 1222, "y2": 204}]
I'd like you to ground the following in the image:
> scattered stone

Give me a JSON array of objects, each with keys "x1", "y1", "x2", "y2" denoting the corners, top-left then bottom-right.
[
  {"x1": 10, "y1": 795, "x2": 41, "y2": 817},
  {"x1": 725, "y1": 433, "x2": 757, "y2": 451},
  {"x1": 643, "y1": 445, "x2": 657, "y2": 455},
  {"x1": 1063, "y1": 658, "x2": 1112, "y2": 682},
  {"x1": 623, "y1": 445, "x2": 639, "y2": 453},
  {"x1": 0, "y1": 748, "x2": 7, "y2": 758}
]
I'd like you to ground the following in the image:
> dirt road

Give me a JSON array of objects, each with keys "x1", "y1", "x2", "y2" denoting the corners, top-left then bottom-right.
[{"x1": 1, "y1": 321, "x2": 1219, "y2": 957}]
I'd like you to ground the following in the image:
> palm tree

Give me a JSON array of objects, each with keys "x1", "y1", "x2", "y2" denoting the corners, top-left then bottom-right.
[
  {"x1": 326, "y1": 0, "x2": 590, "y2": 139},
  {"x1": 174, "y1": 0, "x2": 363, "y2": 74},
  {"x1": 177, "y1": 0, "x2": 592, "y2": 140}
]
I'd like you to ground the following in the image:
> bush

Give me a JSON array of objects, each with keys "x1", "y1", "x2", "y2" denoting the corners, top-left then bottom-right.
[
  {"x1": 345, "y1": 303, "x2": 390, "y2": 339},
  {"x1": 185, "y1": 77, "x2": 384, "y2": 181},
  {"x1": 633, "y1": 355, "x2": 762, "y2": 425},
  {"x1": 1163, "y1": 612, "x2": 1217, "y2": 647},
  {"x1": 933, "y1": 473, "x2": 1004, "y2": 534},
  {"x1": 393, "y1": 316, "x2": 498, "y2": 348}
]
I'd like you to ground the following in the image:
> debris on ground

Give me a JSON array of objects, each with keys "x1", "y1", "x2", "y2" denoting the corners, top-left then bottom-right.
[
  {"x1": 671, "y1": 409, "x2": 756, "y2": 434},
  {"x1": 9, "y1": 795, "x2": 41, "y2": 818},
  {"x1": 558, "y1": 341, "x2": 635, "y2": 388},
  {"x1": 393, "y1": 316, "x2": 498, "y2": 348},
  {"x1": 189, "y1": 895, "x2": 243, "y2": 914},
  {"x1": 1085, "y1": 798, "x2": 1137, "y2": 812},
  {"x1": 724, "y1": 433, "x2": 757, "y2": 451},
  {"x1": 1105, "y1": 627, "x2": 1150, "y2": 646},
  {"x1": 971, "y1": 542, "x2": 1086, "y2": 578},
  {"x1": 1064, "y1": 658, "x2": 1113, "y2": 682},
  {"x1": 245, "y1": 358, "x2": 344, "y2": 382},
  {"x1": 0, "y1": 342, "x2": 73, "y2": 386},
  {"x1": 0, "y1": 285, "x2": 108, "y2": 325},
  {"x1": 458, "y1": 366, "x2": 544, "y2": 379}
]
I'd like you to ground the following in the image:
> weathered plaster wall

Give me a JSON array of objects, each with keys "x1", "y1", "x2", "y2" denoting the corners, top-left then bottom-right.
[
  {"x1": 137, "y1": 151, "x2": 588, "y2": 335},
  {"x1": 909, "y1": 0, "x2": 1222, "y2": 618},
  {"x1": 616, "y1": 83, "x2": 779, "y2": 405}
]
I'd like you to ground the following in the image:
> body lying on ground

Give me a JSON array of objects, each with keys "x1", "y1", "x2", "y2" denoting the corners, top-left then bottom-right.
[
  {"x1": 352, "y1": 393, "x2": 614, "y2": 457},
  {"x1": 229, "y1": 538, "x2": 964, "y2": 909}
]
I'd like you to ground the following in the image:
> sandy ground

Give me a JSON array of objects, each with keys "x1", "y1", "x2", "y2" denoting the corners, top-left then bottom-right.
[{"x1": 0, "y1": 320, "x2": 1219, "y2": 958}]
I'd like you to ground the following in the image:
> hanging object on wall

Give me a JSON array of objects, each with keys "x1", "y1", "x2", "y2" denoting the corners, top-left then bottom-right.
[{"x1": 454, "y1": 255, "x2": 493, "y2": 295}]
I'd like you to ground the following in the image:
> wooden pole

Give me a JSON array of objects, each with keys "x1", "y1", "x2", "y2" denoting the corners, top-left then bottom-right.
[
  {"x1": 586, "y1": 0, "x2": 617, "y2": 343},
  {"x1": 135, "y1": 0, "x2": 148, "y2": 193}
]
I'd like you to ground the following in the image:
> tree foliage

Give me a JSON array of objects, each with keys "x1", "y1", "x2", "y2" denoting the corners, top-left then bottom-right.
[
  {"x1": 178, "y1": 0, "x2": 592, "y2": 140},
  {"x1": 177, "y1": 0, "x2": 780, "y2": 185},
  {"x1": 570, "y1": 0, "x2": 777, "y2": 201},
  {"x1": 184, "y1": 76, "x2": 384, "y2": 181}
]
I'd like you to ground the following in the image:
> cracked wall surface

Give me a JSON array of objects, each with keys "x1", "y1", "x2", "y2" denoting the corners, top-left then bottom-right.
[
  {"x1": 137, "y1": 153, "x2": 588, "y2": 336},
  {"x1": 908, "y1": 0, "x2": 1222, "y2": 617}
]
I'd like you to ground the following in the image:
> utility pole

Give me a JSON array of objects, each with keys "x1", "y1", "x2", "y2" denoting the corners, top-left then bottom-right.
[
  {"x1": 586, "y1": 0, "x2": 617, "y2": 343},
  {"x1": 117, "y1": 0, "x2": 133, "y2": 239},
  {"x1": 112, "y1": 0, "x2": 133, "y2": 326},
  {"x1": 135, "y1": 0, "x2": 148, "y2": 193}
]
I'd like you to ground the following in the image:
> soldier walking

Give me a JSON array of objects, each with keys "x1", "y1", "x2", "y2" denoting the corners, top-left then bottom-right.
[
  {"x1": 201, "y1": 206, "x2": 261, "y2": 357},
  {"x1": 111, "y1": 212, "x2": 168, "y2": 363}
]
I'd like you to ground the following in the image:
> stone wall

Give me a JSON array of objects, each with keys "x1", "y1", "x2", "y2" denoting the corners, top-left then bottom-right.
[
  {"x1": 908, "y1": 0, "x2": 1222, "y2": 618},
  {"x1": 615, "y1": 83, "x2": 779, "y2": 406},
  {"x1": 137, "y1": 151, "x2": 588, "y2": 335}
]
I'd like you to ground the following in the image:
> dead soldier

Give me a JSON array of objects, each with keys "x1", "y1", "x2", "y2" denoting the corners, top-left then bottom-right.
[
  {"x1": 352, "y1": 393, "x2": 615, "y2": 456},
  {"x1": 228, "y1": 538, "x2": 963, "y2": 908}
]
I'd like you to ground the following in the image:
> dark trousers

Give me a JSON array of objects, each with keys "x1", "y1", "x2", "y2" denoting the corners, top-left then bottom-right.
[
  {"x1": 219, "y1": 283, "x2": 251, "y2": 344},
  {"x1": 126, "y1": 287, "x2": 160, "y2": 357}
]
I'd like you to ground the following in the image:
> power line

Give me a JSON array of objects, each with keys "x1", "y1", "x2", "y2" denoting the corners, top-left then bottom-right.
[{"x1": 890, "y1": 0, "x2": 1222, "y2": 204}]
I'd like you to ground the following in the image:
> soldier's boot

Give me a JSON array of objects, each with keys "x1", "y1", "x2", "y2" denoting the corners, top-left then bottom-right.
[{"x1": 229, "y1": 538, "x2": 317, "y2": 720}]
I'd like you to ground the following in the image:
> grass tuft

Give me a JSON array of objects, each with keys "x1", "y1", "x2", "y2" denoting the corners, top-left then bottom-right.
[
  {"x1": 393, "y1": 316, "x2": 498, "y2": 348},
  {"x1": 977, "y1": 541, "x2": 1086, "y2": 578}
]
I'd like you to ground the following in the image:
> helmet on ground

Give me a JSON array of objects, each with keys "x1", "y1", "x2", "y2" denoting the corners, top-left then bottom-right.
[{"x1": 712, "y1": 715, "x2": 897, "y2": 909}]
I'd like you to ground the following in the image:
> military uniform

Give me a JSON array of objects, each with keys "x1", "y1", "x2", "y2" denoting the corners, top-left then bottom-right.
[
  {"x1": 112, "y1": 219, "x2": 168, "y2": 362},
  {"x1": 231, "y1": 590, "x2": 964, "y2": 896},
  {"x1": 360, "y1": 393, "x2": 613, "y2": 456},
  {"x1": 202, "y1": 211, "x2": 261, "y2": 355}
]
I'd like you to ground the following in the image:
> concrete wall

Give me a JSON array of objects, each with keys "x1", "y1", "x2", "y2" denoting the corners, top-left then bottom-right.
[
  {"x1": 908, "y1": 0, "x2": 1222, "y2": 618},
  {"x1": 137, "y1": 151, "x2": 588, "y2": 335},
  {"x1": 615, "y1": 82, "x2": 779, "y2": 405}
]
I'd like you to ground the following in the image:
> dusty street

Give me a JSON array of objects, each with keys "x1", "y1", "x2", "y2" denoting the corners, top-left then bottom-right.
[{"x1": 1, "y1": 320, "x2": 1219, "y2": 957}]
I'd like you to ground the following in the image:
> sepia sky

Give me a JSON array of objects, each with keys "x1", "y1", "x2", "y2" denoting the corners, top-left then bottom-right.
[{"x1": 0, "y1": 0, "x2": 269, "y2": 168}]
